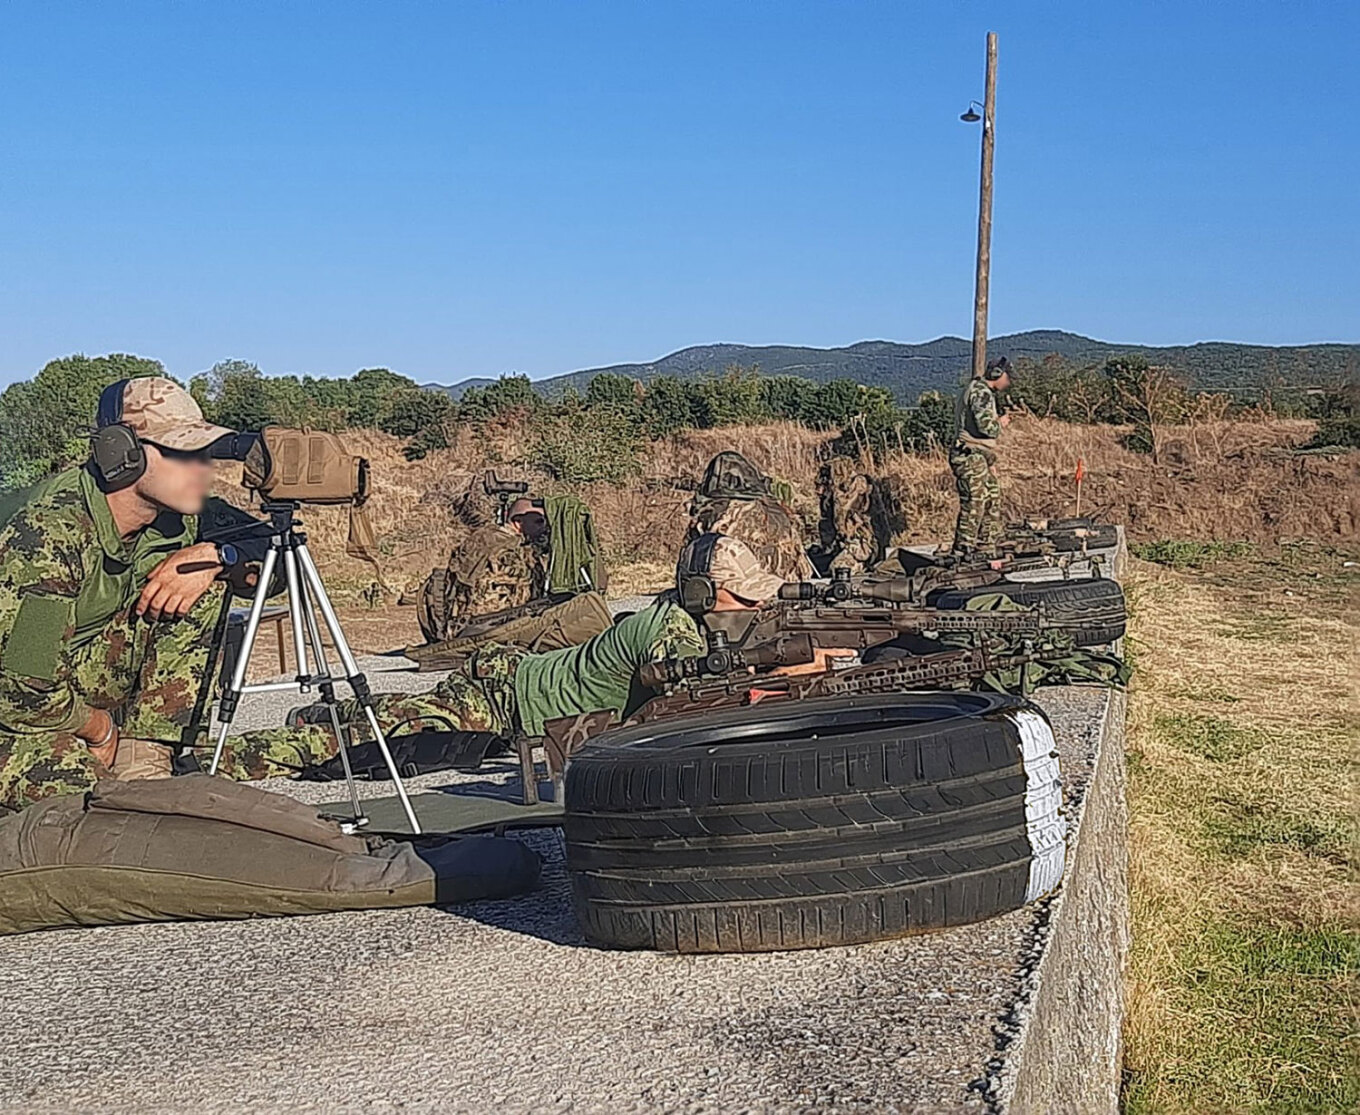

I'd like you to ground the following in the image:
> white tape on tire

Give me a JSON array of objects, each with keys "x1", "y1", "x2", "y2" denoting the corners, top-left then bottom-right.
[{"x1": 1009, "y1": 708, "x2": 1067, "y2": 902}]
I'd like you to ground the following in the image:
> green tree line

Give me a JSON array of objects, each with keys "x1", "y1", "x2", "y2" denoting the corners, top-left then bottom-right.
[{"x1": 2, "y1": 351, "x2": 1354, "y2": 492}]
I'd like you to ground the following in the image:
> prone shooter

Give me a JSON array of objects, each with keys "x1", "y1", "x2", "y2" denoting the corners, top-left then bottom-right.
[{"x1": 623, "y1": 535, "x2": 1127, "y2": 727}]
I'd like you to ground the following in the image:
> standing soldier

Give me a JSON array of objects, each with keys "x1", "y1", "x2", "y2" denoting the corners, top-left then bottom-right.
[{"x1": 949, "y1": 356, "x2": 1012, "y2": 555}]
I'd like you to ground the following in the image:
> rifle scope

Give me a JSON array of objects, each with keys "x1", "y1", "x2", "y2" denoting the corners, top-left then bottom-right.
[
  {"x1": 777, "y1": 576, "x2": 915, "y2": 605},
  {"x1": 483, "y1": 469, "x2": 530, "y2": 497},
  {"x1": 638, "y1": 632, "x2": 815, "y2": 688}
]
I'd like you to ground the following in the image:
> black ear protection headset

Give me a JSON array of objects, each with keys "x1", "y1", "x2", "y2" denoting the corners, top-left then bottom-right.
[
  {"x1": 983, "y1": 356, "x2": 1011, "y2": 383},
  {"x1": 91, "y1": 379, "x2": 146, "y2": 491},
  {"x1": 676, "y1": 532, "x2": 720, "y2": 616}
]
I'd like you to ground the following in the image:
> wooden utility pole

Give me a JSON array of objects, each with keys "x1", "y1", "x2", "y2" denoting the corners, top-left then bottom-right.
[{"x1": 970, "y1": 32, "x2": 998, "y2": 382}]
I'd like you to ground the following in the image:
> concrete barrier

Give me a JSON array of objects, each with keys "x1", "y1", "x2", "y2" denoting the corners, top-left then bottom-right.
[
  {"x1": 992, "y1": 688, "x2": 1129, "y2": 1113},
  {"x1": 991, "y1": 527, "x2": 1130, "y2": 1114}
]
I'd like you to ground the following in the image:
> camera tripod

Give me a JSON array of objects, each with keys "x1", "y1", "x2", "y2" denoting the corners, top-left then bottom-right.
[{"x1": 207, "y1": 502, "x2": 422, "y2": 833}]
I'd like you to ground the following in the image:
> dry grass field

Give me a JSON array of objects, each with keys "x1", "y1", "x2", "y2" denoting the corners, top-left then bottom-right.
[
  {"x1": 214, "y1": 414, "x2": 1359, "y2": 601},
  {"x1": 1121, "y1": 542, "x2": 1358, "y2": 1112}
]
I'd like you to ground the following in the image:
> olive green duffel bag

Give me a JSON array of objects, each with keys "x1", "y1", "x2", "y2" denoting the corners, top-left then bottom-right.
[
  {"x1": 408, "y1": 589, "x2": 613, "y2": 670},
  {"x1": 0, "y1": 775, "x2": 540, "y2": 935}
]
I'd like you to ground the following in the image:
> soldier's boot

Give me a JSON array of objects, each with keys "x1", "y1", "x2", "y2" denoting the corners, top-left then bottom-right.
[{"x1": 286, "y1": 702, "x2": 339, "y2": 729}]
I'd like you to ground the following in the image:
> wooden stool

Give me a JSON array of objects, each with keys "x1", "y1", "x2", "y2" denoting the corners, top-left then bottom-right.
[{"x1": 222, "y1": 605, "x2": 292, "y2": 679}]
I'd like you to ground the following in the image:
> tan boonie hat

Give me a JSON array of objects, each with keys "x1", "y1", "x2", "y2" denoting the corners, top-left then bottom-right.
[
  {"x1": 709, "y1": 535, "x2": 786, "y2": 604},
  {"x1": 114, "y1": 376, "x2": 234, "y2": 452}
]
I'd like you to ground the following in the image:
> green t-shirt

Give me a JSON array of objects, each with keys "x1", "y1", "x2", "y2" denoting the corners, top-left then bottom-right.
[{"x1": 512, "y1": 596, "x2": 704, "y2": 736}]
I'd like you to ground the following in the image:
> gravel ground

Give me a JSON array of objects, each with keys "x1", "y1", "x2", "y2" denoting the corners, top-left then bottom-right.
[
  {"x1": 0, "y1": 555, "x2": 1119, "y2": 1113},
  {"x1": 0, "y1": 679, "x2": 1111, "y2": 1114}
]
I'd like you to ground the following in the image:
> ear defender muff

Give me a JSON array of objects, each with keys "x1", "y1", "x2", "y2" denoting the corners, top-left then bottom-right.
[
  {"x1": 90, "y1": 379, "x2": 146, "y2": 491},
  {"x1": 676, "y1": 533, "x2": 720, "y2": 615},
  {"x1": 984, "y1": 357, "x2": 1010, "y2": 382}
]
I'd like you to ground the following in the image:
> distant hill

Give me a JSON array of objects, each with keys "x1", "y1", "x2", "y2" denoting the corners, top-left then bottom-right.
[{"x1": 432, "y1": 330, "x2": 1359, "y2": 403}]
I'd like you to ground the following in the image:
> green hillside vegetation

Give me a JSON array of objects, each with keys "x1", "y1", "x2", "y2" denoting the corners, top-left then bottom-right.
[
  {"x1": 434, "y1": 330, "x2": 1360, "y2": 403},
  {"x1": 3, "y1": 341, "x2": 1356, "y2": 492}
]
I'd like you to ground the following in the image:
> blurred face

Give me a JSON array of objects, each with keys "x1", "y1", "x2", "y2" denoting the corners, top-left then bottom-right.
[
  {"x1": 994, "y1": 371, "x2": 1011, "y2": 392},
  {"x1": 711, "y1": 586, "x2": 762, "y2": 612},
  {"x1": 137, "y1": 443, "x2": 213, "y2": 515}
]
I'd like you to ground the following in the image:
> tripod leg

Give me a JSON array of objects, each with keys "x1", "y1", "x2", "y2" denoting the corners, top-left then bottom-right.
[
  {"x1": 210, "y1": 546, "x2": 280, "y2": 775},
  {"x1": 295, "y1": 575, "x2": 367, "y2": 826},
  {"x1": 294, "y1": 542, "x2": 422, "y2": 834},
  {"x1": 178, "y1": 586, "x2": 235, "y2": 772},
  {"x1": 281, "y1": 546, "x2": 313, "y2": 681}
]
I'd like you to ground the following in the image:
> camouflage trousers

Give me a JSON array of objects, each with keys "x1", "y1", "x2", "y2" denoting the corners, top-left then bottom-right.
[
  {"x1": 0, "y1": 581, "x2": 231, "y2": 810},
  {"x1": 827, "y1": 534, "x2": 876, "y2": 573},
  {"x1": 949, "y1": 445, "x2": 1003, "y2": 554},
  {"x1": 0, "y1": 579, "x2": 524, "y2": 811},
  {"x1": 240, "y1": 644, "x2": 524, "y2": 764}
]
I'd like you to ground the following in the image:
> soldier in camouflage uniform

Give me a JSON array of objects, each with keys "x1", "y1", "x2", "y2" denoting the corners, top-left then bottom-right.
[
  {"x1": 0, "y1": 378, "x2": 369, "y2": 811},
  {"x1": 949, "y1": 357, "x2": 1012, "y2": 555},
  {"x1": 816, "y1": 457, "x2": 877, "y2": 571},
  {"x1": 417, "y1": 497, "x2": 546, "y2": 644},
  {"x1": 684, "y1": 451, "x2": 815, "y2": 581},
  {"x1": 280, "y1": 600, "x2": 701, "y2": 754},
  {"x1": 289, "y1": 534, "x2": 815, "y2": 759}
]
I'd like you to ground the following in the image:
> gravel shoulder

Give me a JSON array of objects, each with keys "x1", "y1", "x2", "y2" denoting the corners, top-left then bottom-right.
[{"x1": 0, "y1": 681, "x2": 1110, "y2": 1114}]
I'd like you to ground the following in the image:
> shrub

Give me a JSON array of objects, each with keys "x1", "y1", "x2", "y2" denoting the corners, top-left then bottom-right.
[
  {"x1": 1305, "y1": 383, "x2": 1360, "y2": 449},
  {"x1": 691, "y1": 366, "x2": 770, "y2": 427},
  {"x1": 530, "y1": 403, "x2": 642, "y2": 483},
  {"x1": 0, "y1": 353, "x2": 165, "y2": 490},
  {"x1": 640, "y1": 376, "x2": 702, "y2": 437},
  {"x1": 585, "y1": 372, "x2": 641, "y2": 415},
  {"x1": 381, "y1": 390, "x2": 458, "y2": 458},
  {"x1": 459, "y1": 374, "x2": 541, "y2": 421}
]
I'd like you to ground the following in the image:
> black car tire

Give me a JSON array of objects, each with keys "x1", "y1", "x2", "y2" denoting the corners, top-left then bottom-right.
[
  {"x1": 563, "y1": 692, "x2": 1065, "y2": 953},
  {"x1": 926, "y1": 576, "x2": 1126, "y2": 647}
]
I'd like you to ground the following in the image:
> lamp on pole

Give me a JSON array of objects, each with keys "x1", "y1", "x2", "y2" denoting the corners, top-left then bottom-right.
[{"x1": 961, "y1": 32, "x2": 998, "y2": 382}]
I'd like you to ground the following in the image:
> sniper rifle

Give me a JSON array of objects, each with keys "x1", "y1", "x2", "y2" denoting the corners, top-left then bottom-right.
[
  {"x1": 878, "y1": 547, "x2": 1104, "y2": 601},
  {"x1": 711, "y1": 567, "x2": 1049, "y2": 653},
  {"x1": 633, "y1": 636, "x2": 1040, "y2": 724}
]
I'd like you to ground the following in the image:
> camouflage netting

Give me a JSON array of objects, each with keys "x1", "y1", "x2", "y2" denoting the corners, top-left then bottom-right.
[{"x1": 449, "y1": 475, "x2": 499, "y2": 530}]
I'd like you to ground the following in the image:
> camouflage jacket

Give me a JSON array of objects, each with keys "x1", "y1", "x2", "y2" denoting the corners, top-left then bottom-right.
[
  {"x1": 686, "y1": 495, "x2": 815, "y2": 581},
  {"x1": 445, "y1": 524, "x2": 544, "y2": 624},
  {"x1": 0, "y1": 466, "x2": 200, "y2": 734},
  {"x1": 817, "y1": 459, "x2": 876, "y2": 569},
  {"x1": 955, "y1": 376, "x2": 1003, "y2": 450}
]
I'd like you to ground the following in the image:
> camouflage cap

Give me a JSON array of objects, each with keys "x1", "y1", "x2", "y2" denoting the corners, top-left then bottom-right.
[
  {"x1": 107, "y1": 376, "x2": 234, "y2": 452},
  {"x1": 709, "y1": 535, "x2": 786, "y2": 604}
]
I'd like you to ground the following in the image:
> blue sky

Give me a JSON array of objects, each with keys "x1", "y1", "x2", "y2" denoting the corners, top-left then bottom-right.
[{"x1": 1, "y1": 2, "x2": 1356, "y2": 387}]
